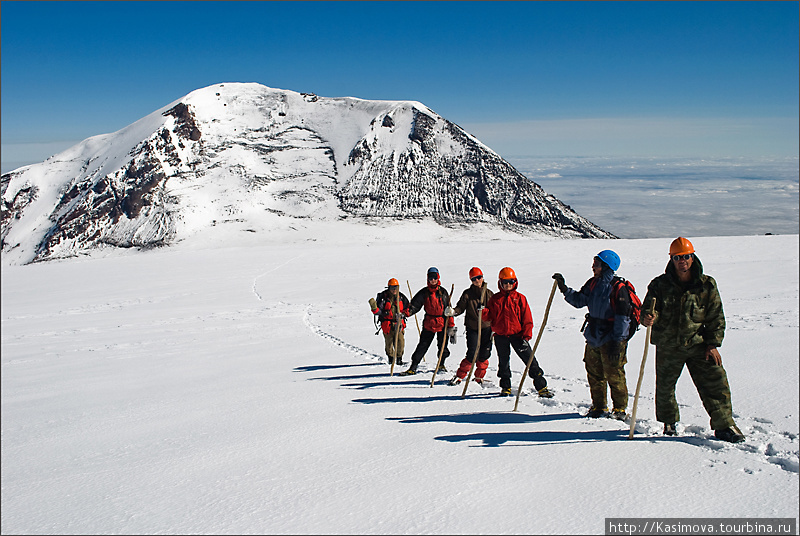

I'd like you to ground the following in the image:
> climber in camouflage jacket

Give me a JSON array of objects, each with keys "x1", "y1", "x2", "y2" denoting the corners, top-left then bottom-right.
[
  {"x1": 645, "y1": 255, "x2": 725, "y2": 350},
  {"x1": 641, "y1": 237, "x2": 745, "y2": 443}
]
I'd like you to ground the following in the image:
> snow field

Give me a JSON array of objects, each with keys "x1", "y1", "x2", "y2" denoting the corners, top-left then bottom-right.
[{"x1": 2, "y1": 234, "x2": 798, "y2": 534}]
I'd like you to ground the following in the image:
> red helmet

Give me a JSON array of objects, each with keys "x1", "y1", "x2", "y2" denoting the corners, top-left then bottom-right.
[
  {"x1": 387, "y1": 278, "x2": 399, "y2": 287},
  {"x1": 469, "y1": 267, "x2": 483, "y2": 279},
  {"x1": 498, "y1": 267, "x2": 517, "y2": 280},
  {"x1": 669, "y1": 237, "x2": 695, "y2": 256}
]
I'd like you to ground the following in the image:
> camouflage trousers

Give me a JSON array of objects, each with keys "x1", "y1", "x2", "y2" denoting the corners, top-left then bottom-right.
[
  {"x1": 654, "y1": 345, "x2": 734, "y2": 430},
  {"x1": 583, "y1": 340, "x2": 628, "y2": 411},
  {"x1": 383, "y1": 326, "x2": 405, "y2": 363}
]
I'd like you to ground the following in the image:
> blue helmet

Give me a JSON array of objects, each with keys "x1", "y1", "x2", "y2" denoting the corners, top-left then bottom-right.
[
  {"x1": 596, "y1": 250, "x2": 620, "y2": 272},
  {"x1": 427, "y1": 267, "x2": 439, "y2": 279}
]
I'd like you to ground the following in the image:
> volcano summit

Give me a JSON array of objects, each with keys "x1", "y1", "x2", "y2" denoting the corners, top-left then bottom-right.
[{"x1": 1, "y1": 83, "x2": 613, "y2": 265}]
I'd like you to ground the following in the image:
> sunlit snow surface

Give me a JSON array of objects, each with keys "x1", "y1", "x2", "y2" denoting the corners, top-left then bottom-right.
[{"x1": 2, "y1": 230, "x2": 798, "y2": 534}]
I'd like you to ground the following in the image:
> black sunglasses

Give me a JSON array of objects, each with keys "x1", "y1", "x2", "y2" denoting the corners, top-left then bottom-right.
[
  {"x1": 671, "y1": 254, "x2": 693, "y2": 261},
  {"x1": 471, "y1": 275, "x2": 483, "y2": 281},
  {"x1": 500, "y1": 279, "x2": 517, "y2": 285}
]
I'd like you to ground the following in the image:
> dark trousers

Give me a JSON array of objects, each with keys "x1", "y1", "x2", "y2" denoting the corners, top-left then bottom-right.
[
  {"x1": 494, "y1": 334, "x2": 547, "y2": 390},
  {"x1": 464, "y1": 326, "x2": 493, "y2": 363},
  {"x1": 410, "y1": 328, "x2": 449, "y2": 369}
]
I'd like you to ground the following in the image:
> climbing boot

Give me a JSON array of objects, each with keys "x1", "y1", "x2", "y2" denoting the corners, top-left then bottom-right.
[
  {"x1": 611, "y1": 409, "x2": 628, "y2": 421},
  {"x1": 714, "y1": 425, "x2": 745, "y2": 443},
  {"x1": 585, "y1": 406, "x2": 609, "y2": 418}
]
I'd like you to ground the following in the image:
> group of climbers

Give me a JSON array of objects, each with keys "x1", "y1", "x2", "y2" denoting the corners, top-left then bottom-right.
[
  {"x1": 372, "y1": 265, "x2": 554, "y2": 398},
  {"x1": 369, "y1": 237, "x2": 745, "y2": 443}
]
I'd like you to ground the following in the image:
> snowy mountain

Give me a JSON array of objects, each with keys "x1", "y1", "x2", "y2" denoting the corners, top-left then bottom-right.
[{"x1": 1, "y1": 83, "x2": 613, "y2": 265}]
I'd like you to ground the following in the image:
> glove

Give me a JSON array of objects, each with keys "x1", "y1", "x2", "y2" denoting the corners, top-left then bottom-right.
[
  {"x1": 444, "y1": 306, "x2": 454, "y2": 317},
  {"x1": 552, "y1": 273, "x2": 567, "y2": 293},
  {"x1": 607, "y1": 340, "x2": 622, "y2": 364}
]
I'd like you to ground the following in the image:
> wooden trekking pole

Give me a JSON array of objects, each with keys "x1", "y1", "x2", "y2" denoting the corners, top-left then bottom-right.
[
  {"x1": 629, "y1": 298, "x2": 656, "y2": 439},
  {"x1": 461, "y1": 313, "x2": 482, "y2": 398},
  {"x1": 390, "y1": 292, "x2": 401, "y2": 377},
  {"x1": 406, "y1": 280, "x2": 422, "y2": 336},
  {"x1": 430, "y1": 283, "x2": 455, "y2": 388},
  {"x1": 514, "y1": 280, "x2": 558, "y2": 412},
  {"x1": 462, "y1": 286, "x2": 488, "y2": 398},
  {"x1": 406, "y1": 280, "x2": 424, "y2": 361}
]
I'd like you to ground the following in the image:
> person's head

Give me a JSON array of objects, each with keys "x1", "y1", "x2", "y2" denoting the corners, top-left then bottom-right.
[
  {"x1": 387, "y1": 278, "x2": 399, "y2": 294},
  {"x1": 498, "y1": 267, "x2": 517, "y2": 292},
  {"x1": 593, "y1": 249, "x2": 620, "y2": 276},
  {"x1": 669, "y1": 237, "x2": 695, "y2": 277},
  {"x1": 469, "y1": 267, "x2": 483, "y2": 287},
  {"x1": 427, "y1": 267, "x2": 440, "y2": 287}
]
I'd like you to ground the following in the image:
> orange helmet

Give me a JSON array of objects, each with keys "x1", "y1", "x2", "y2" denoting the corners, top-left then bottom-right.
[
  {"x1": 498, "y1": 267, "x2": 516, "y2": 280},
  {"x1": 387, "y1": 278, "x2": 399, "y2": 287},
  {"x1": 469, "y1": 267, "x2": 483, "y2": 279},
  {"x1": 669, "y1": 237, "x2": 695, "y2": 256}
]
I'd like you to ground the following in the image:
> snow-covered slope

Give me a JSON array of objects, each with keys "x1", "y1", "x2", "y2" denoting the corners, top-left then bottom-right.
[
  {"x1": 1, "y1": 233, "x2": 797, "y2": 533},
  {"x1": 1, "y1": 83, "x2": 613, "y2": 266}
]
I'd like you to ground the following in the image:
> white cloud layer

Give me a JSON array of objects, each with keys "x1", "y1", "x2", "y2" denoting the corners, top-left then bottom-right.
[{"x1": 508, "y1": 155, "x2": 799, "y2": 239}]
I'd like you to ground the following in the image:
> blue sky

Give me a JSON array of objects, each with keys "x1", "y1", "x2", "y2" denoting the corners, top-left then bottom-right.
[{"x1": 2, "y1": 1, "x2": 798, "y2": 172}]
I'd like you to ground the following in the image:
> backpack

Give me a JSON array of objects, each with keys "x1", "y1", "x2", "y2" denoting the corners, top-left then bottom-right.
[
  {"x1": 377, "y1": 290, "x2": 407, "y2": 320},
  {"x1": 611, "y1": 277, "x2": 642, "y2": 340}
]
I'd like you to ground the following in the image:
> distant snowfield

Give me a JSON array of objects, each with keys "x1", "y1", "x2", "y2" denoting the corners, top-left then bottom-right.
[{"x1": 1, "y1": 230, "x2": 798, "y2": 534}]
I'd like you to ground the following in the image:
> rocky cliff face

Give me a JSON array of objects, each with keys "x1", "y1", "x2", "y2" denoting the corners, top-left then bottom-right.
[
  {"x1": 1, "y1": 83, "x2": 613, "y2": 265},
  {"x1": 340, "y1": 107, "x2": 600, "y2": 234}
]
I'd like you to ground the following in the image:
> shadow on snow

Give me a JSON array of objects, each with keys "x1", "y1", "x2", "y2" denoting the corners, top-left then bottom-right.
[
  {"x1": 293, "y1": 363, "x2": 383, "y2": 372},
  {"x1": 434, "y1": 428, "x2": 629, "y2": 447},
  {"x1": 387, "y1": 411, "x2": 578, "y2": 425}
]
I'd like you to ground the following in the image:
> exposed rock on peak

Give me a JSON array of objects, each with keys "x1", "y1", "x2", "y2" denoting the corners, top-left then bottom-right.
[{"x1": 164, "y1": 103, "x2": 202, "y2": 142}]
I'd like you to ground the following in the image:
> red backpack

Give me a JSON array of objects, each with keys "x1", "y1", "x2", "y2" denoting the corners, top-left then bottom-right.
[{"x1": 611, "y1": 277, "x2": 642, "y2": 340}]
